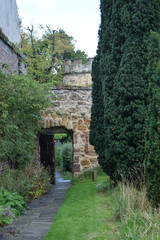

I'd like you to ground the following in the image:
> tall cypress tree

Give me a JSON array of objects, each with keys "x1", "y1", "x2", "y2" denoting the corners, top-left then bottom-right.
[
  {"x1": 90, "y1": 0, "x2": 160, "y2": 183},
  {"x1": 90, "y1": 1, "x2": 112, "y2": 169},
  {"x1": 145, "y1": 33, "x2": 160, "y2": 205}
]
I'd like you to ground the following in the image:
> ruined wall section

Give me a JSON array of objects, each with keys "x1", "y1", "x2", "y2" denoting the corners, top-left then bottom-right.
[
  {"x1": 41, "y1": 58, "x2": 98, "y2": 176},
  {"x1": 63, "y1": 58, "x2": 93, "y2": 87},
  {"x1": 41, "y1": 86, "x2": 98, "y2": 176}
]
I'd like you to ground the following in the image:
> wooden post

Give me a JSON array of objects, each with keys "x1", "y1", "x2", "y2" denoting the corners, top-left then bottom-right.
[
  {"x1": 92, "y1": 170, "x2": 97, "y2": 181},
  {"x1": 53, "y1": 135, "x2": 55, "y2": 184}
]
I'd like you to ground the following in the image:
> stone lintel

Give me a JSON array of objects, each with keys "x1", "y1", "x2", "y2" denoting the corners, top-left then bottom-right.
[{"x1": 63, "y1": 71, "x2": 91, "y2": 76}]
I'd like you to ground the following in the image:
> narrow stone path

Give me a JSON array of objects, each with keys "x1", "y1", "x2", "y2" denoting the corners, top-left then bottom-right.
[{"x1": 1, "y1": 170, "x2": 71, "y2": 240}]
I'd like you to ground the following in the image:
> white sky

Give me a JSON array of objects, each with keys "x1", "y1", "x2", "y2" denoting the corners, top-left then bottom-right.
[{"x1": 16, "y1": 0, "x2": 101, "y2": 57}]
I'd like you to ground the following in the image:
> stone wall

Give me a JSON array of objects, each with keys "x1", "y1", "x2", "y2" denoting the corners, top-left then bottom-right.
[
  {"x1": 63, "y1": 58, "x2": 93, "y2": 87},
  {"x1": 41, "y1": 86, "x2": 98, "y2": 176}
]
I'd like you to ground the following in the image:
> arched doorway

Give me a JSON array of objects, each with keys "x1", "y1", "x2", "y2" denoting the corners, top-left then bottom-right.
[{"x1": 39, "y1": 127, "x2": 73, "y2": 183}]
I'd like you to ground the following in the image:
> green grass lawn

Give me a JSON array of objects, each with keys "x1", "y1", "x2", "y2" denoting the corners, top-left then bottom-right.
[
  {"x1": 44, "y1": 171, "x2": 160, "y2": 240},
  {"x1": 43, "y1": 176, "x2": 119, "y2": 240}
]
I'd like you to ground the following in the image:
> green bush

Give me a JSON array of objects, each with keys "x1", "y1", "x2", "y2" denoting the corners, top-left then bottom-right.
[
  {"x1": 55, "y1": 144, "x2": 63, "y2": 169},
  {"x1": 0, "y1": 187, "x2": 27, "y2": 227},
  {"x1": 0, "y1": 162, "x2": 51, "y2": 202},
  {"x1": 0, "y1": 206, "x2": 14, "y2": 227},
  {"x1": 0, "y1": 70, "x2": 50, "y2": 168},
  {"x1": 60, "y1": 143, "x2": 72, "y2": 172}
]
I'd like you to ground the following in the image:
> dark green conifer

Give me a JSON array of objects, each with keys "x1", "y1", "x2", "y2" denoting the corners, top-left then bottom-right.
[
  {"x1": 145, "y1": 33, "x2": 160, "y2": 205},
  {"x1": 90, "y1": 0, "x2": 160, "y2": 187}
]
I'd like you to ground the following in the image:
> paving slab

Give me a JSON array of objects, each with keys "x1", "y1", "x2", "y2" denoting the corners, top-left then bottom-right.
[{"x1": 1, "y1": 170, "x2": 71, "y2": 240}]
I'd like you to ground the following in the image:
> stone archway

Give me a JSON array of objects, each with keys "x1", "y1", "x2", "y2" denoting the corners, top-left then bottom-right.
[
  {"x1": 41, "y1": 87, "x2": 98, "y2": 177},
  {"x1": 40, "y1": 59, "x2": 98, "y2": 177}
]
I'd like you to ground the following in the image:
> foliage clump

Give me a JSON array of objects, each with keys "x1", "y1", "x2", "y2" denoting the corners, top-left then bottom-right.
[
  {"x1": 60, "y1": 142, "x2": 72, "y2": 172},
  {"x1": 0, "y1": 187, "x2": 27, "y2": 227},
  {"x1": 111, "y1": 180, "x2": 160, "y2": 239},
  {"x1": 0, "y1": 70, "x2": 50, "y2": 168},
  {"x1": 55, "y1": 140, "x2": 72, "y2": 174},
  {"x1": 0, "y1": 162, "x2": 51, "y2": 202}
]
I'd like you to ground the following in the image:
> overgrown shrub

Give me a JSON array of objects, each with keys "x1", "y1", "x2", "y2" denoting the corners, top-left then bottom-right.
[
  {"x1": 0, "y1": 162, "x2": 51, "y2": 202},
  {"x1": 24, "y1": 161, "x2": 51, "y2": 199},
  {"x1": 55, "y1": 144, "x2": 63, "y2": 169},
  {"x1": 60, "y1": 143, "x2": 72, "y2": 172},
  {"x1": 0, "y1": 206, "x2": 14, "y2": 227},
  {"x1": 0, "y1": 70, "x2": 50, "y2": 168}
]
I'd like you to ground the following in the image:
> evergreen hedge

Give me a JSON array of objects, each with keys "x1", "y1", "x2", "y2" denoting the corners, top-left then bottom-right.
[{"x1": 90, "y1": 0, "x2": 160, "y2": 205}]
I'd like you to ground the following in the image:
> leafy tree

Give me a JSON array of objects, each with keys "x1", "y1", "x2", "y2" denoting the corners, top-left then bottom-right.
[
  {"x1": 0, "y1": 70, "x2": 50, "y2": 168},
  {"x1": 90, "y1": 0, "x2": 160, "y2": 186},
  {"x1": 63, "y1": 49, "x2": 88, "y2": 63},
  {"x1": 21, "y1": 26, "x2": 88, "y2": 84}
]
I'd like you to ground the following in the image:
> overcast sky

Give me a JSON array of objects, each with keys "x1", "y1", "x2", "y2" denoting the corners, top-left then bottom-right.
[{"x1": 16, "y1": 0, "x2": 101, "y2": 57}]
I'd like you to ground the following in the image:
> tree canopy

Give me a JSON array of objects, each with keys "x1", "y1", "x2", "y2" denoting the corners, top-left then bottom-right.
[{"x1": 20, "y1": 26, "x2": 88, "y2": 84}]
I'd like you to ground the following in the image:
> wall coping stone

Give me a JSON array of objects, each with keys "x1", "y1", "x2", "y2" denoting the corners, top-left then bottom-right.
[
  {"x1": 0, "y1": 32, "x2": 22, "y2": 58},
  {"x1": 51, "y1": 86, "x2": 92, "y2": 91}
]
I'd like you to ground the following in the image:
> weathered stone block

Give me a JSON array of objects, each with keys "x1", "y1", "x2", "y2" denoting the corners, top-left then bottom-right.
[
  {"x1": 90, "y1": 157, "x2": 98, "y2": 163},
  {"x1": 51, "y1": 119, "x2": 55, "y2": 127},
  {"x1": 61, "y1": 116, "x2": 68, "y2": 126},
  {"x1": 74, "y1": 156, "x2": 79, "y2": 163},
  {"x1": 74, "y1": 164, "x2": 80, "y2": 172},
  {"x1": 46, "y1": 119, "x2": 50, "y2": 128},
  {"x1": 70, "y1": 92, "x2": 83, "y2": 101},
  {"x1": 59, "y1": 95, "x2": 68, "y2": 101},
  {"x1": 67, "y1": 121, "x2": 73, "y2": 130},
  {"x1": 68, "y1": 108, "x2": 76, "y2": 113},
  {"x1": 84, "y1": 119, "x2": 91, "y2": 127},
  {"x1": 72, "y1": 115, "x2": 78, "y2": 120},
  {"x1": 73, "y1": 124, "x2": 77, "y2": 132},
  {"x1": 58, "y1": 108, "x2": 66, "y2": 115},
  {"x1": 53, "y1": 102, "x2": 60, "y2": 107},
  {"x1": 77, "y1": 125, "x2": 87, "y2": 131},
  {"x1": 74, "y1": 149, "x2": 80, "y2": 153},
  {"x1": 81, "y1": 160, "x2": 90, "y2": 166},
  {"x1": 78, "y1": 119, "x2": 83, "y2": 125}
]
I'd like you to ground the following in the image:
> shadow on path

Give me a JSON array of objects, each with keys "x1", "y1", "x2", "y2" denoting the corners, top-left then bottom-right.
[{"x1": 1, "y1": 169, "x2": 71, "y2": 240}]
